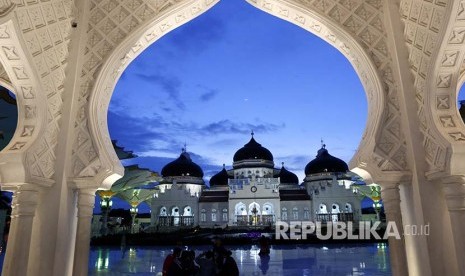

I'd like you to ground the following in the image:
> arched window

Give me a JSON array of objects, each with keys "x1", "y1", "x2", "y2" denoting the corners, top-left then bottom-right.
[
  {"x1": 292, "y1": 207, "x2": 299, "y2": 220},
  {"x1": 211, "y1": 209, "x2": 217, "y2": 222},
  {"x1": 345, "y1": 203, "x2": 353, "y2": 213},
  {"x1": 262, "y1": 203, "x2": 274, "y2": 215},
  {"x1": 222, "y1": 208, "x2": 228, "y2": 222},
  {"x1": 159, "y1": 206, "x2": 167, "y2": 216},
  {"x1": 235, "y1": 202, "x2": 247, "y2": 215},
  {"x1": 331, "y1": 203, "x2": 340, "y2": 222},
  {"x1": 172, "y1": 206, "x2": 180, "y2": 226},
  {"x1": 303, "y1": 207, "x2": 310, "y2": 220},
  {"x1": 248, "y1": 202, "x2": 260, "y2": 215},
  {"x1": 200, "y1": 209, "x2": 206, "y2": 222},
  {"x1": 183, "y1": 206, "x2": 192, "y2": 216},
  {"x1": 318, "y1": 204, "x2": 328, "y2": 214},
  {"x1": 281, "y1": 207, "x2": 288, "y2": 221}
]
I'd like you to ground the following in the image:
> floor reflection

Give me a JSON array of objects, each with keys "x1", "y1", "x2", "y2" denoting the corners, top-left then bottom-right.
[{"x1": 89, "y1": 243, "x2": 391, "y2": 275}]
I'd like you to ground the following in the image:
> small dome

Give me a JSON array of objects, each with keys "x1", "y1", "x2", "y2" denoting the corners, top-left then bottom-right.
[
  {"x1": 161, "y1": 150, "x2": 204, "y2": 178},
  {"x1": 304, "y1": 145, "x2": 348, "y2": 175},
  {"x1": 276, "y1": 163, "x2": 299, "y2": 184},
  {"x1": 233, "y1": 134, "x2": 273, "y2": 162},
  {"x1": 209, "y1": 165, "x2": 230, "y2": 186}
]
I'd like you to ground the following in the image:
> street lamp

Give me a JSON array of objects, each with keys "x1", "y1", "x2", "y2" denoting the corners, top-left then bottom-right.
[
  {"x1": 373, "y1": 201, "x2": 383, "y2": 221},
  {"x1": 100, "y1": 197, "x2": 113, "y2": 236},
  {"x1": 100, "y1": 198, "x2": 113, "y2": 208},
  {"x1": 130, "y1": 205, "x2": 139, "y2": 234}
]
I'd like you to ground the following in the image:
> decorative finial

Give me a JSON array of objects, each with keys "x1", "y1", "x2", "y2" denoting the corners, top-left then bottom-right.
[
  {"x1": 321, "y1": 138, "x2": 326, "y2": 149},
  {"x1": 281, "y1": 162, "x2": 284, "y2": 168},
  {"x1": 251, "y1": 130, "x2": 254, "y2": 137},
  {"x1": 223, "y1": 163, "x2": 226, "y2": 169},
  {"x1": 182, "y1": 142, "x2": 187, "y2": 153},
  {"x1": 181, "y1": 142, "x2": 187, "y2": 153}
]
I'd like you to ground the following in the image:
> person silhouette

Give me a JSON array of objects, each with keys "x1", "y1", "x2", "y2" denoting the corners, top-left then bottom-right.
[
  {"x1": 258, "y1": 235, "x2": 270, "y2": 256},
  {"x1": 259, "y1": 254, "x2": 270, "y2": 274},
  {"x1": 218, "y1": 250, "x2": 239, "y2": 276}
]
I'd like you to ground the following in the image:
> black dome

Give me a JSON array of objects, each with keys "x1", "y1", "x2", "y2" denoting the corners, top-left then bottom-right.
[
  {"x1": 161, "y1": 151, "x2": 204, "y2": 178},
  {"x1": 209, "y1": 165, "x2": 230, "y2": 186},
  {"x1": 305, "y1": 146, "x2": 348, "y2": 175},
  {"x1": 276, "y1": 163, "x2": 299, "y2": 184},
  {"x1": 233, "y1": 136, "x2": 273, "y2": 162}
]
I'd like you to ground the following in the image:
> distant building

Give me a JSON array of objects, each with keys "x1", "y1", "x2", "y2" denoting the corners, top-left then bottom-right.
[{"x1": 149, "y1": 134, "x2": 362, "y2": 231}]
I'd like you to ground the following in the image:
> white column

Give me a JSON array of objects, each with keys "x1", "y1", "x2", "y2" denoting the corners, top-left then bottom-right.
[
  {"x1": 442, "y1": 176, "x2": 465, "y2": 276},
  {"x1": 380, "y1": 182, "x2": 408, "y2": 276},
  {"x1": 73, "y1": 188, "x2": 96, "y2": 276},
  {"x1": 2, "y1": 185, "x2": 39, "y2": 276}
]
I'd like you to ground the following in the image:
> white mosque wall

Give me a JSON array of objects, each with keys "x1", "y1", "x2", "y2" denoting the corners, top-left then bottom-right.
[
  {"x1": 280, "y1": 200, "x2": 312, "y2": 221},
  {"x1": 150, "y1": 185, "x2": 200, "y2": 228},
  {"x1": 229, "y1": 178, "x2": 280, "y2": 199},
  {"x1": 306, "y1": 179, "x2": 362, "y2": 222},
  {"x1": 198, "y1": 201, "x2": 229, "y2": 228}
]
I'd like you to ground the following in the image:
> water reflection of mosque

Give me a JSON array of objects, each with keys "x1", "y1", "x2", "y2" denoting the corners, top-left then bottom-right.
[{"x1": 90, "y1": 244, "x2": 390, "y2": 275}]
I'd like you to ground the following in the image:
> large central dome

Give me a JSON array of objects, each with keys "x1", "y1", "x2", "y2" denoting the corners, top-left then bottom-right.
[
  {"x1": 304, "y1": 145, "x2": 348, "y2": 175},
  {"x1": 233, "y1": 135, "x2": 273, "y2": 162},
  {"x1": 232, "y1": 134, "x2": 274, "y2": 169},
  {"x1": 161, "y1": 150, "x2": 204, "y2": 179}
]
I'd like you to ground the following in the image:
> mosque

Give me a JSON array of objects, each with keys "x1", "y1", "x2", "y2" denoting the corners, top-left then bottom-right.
[
  {"x1": 2, "y1": 2, "x2": 465, "y2": 275},
  {"x1": 150, "y1": 133, "x2": 361, "y2": 230}
]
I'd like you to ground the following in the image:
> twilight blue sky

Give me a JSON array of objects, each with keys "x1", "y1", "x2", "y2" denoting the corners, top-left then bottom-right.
[
  {"x1": 103, "y1": 0, "x2": 465, "y2": 212},
  {"x1": 109, "y1": 0, "x2": 367, "y2": 186}
]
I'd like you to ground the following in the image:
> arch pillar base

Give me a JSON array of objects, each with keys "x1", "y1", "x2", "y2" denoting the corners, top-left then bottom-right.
[
  {"x1": 379, "y1": 181, "x2": 408, "y2": 276},
  {"x1": 2, "y1": 184, "x2": 39, "y2": 276},
  {"x1": 72, "y1": 188, "x2": 97, "y2": 276},
  {"x1": 442, "y1": 176, "x2": 465, "y2": 276}
]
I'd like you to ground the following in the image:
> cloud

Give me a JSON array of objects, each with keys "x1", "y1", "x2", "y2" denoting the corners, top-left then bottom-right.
[
  {"x1": 108, "y1": 111, "x2": 177, "y2": 153},
  {"x1": 108, "y1": 106, "x2": 286, "y2": 174},
  {"x1": 207, "y1": 138, "x2": 239, "y2": 148},
  {"x1": 199, "y1": 88, "x2": 218, "y2": 102},
  {"x1": 122, "y1": 156, "x2": 174, "y2": 174},
  {"x1": 159, "y1": 11, "x2": 227, "y2": 56},
  {"x1": 201, "y1": 120, "x2": 284, "y2": 135},
  {"x1": 275, "y1": 155, "x2": 309, "y2": 169},
  {"x1": 135, "y1": 71, "x2": 185, "y2": 110}
]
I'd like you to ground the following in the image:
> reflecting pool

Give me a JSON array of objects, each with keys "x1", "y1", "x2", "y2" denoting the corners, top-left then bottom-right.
[{"x1": 89, "y1": 243, "x2": 391, "y2": 275}]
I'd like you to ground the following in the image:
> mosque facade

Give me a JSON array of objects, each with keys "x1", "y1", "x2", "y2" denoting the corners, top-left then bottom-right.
[{"x1": 150, "y1": 134, "x2": 361, "y2": 230}]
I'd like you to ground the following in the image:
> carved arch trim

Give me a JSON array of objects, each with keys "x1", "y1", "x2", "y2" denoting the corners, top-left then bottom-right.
[
  {"x1": 0, "y1": 20, "x2": 48, "y2": 184},
  {"x1": 83, "y1": 0, "x2": 219, "y2": 189},
  {"x1": 425, "y1": 0, "x2": 465, "y2": 176}
]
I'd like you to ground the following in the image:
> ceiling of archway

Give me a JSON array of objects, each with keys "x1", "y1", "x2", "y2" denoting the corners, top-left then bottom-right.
[
  {"x1": 399, "y1": 0, "x2": 460, "y2": 174},
  {"x1": 0, "y1": 62, "x2": 11, "y2": 86}
]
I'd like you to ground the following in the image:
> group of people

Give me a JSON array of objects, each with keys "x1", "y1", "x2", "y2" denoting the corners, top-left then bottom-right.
[{"x1": 162, "y1": 239, "x2": 239, "y2": 276}]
